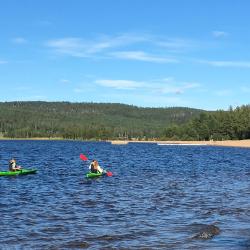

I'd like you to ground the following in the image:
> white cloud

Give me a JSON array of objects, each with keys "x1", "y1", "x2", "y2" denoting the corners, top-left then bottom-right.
[
  {"x1": 212, "y1": 31, "x2": 228, "y2": 38},
  {"x1": 95, "y1": 79, "x2": 143, "y2": 90},
  {"x1": 46, "y1": 33, "x2": 149, "y2": 58},
  {"x1": 94, "y1": 77, "x2": 201, "y2": 95},
  {"x1": 11, "y1": 37, "x2": 28, "y2": 44},
  {"x1": 215, "y1": 89, "x2": 232, "y2": 96},
  {"x1": 0, "y1": 60, "x2": 8, "y2": 64},
  {"x1": 73, "y1": 88, "x2": 85, "y2": 93},
  {"x1": 240, "y1": 86, "x2": 250, "y2": 93},
  {"x1": 197, "y1": 60, "x2": 250, "y2": 68},
  {"x1": 72, "y1": 76, "x2": 202, "y2": 107},
  {"x1": 60, "y1": 79, "x2": 71, "y2": 84},
  {"x1": 156, "y1": 38, "x2": 198, "y2": 51},
  {"x1": 110, "y1": 51, "x2": 178, "y2": 63},
  {"x1": 46, "y1": 33, "x2": 201, "y2": 62},
  {"x1": 156, "y1": 80, "x2": 200, "y2": 95},
  {"x1": 47, "y1": 38, "x2": 88, "y2": 57},
  {"x1": 47, "y1": 37, "x2": 114, "y2": 57}
]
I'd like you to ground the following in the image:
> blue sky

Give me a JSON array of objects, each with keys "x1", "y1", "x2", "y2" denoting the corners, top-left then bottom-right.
[{"x1": 0, "y1": 0, "x2": 250, "y2": 110}]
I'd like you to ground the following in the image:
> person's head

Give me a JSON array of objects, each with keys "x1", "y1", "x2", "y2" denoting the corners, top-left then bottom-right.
[
  {"x1": 9, "y1": 159, "x2": 16, "y2": 165},
  {"x1": 93, "y1": 160, "x2": 99, "y2": 167}
]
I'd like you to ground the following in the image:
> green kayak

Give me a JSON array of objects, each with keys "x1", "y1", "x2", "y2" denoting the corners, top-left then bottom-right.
[
  {"x1": 0, "y1": 169, "x2": 37, "y2": 176},
  {"x1": 86, "y1": 172, "x2": 104, "y2": 178}
]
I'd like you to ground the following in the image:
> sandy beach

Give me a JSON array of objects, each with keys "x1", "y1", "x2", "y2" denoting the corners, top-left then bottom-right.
[{"x1": 111, "y1": 139, "x2": 250, "y2": 148}]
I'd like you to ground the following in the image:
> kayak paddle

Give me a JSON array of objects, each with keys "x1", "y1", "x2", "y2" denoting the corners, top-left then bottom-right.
[
  {"x1": 106, "y1": 171, "x2": 113, "y2": 177},
  {"x1": 80, "y1": 154, "x2": 88, "y2": 161}
]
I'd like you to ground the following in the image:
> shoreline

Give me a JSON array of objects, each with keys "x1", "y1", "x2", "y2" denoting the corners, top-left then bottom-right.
[
  {"x1": 110, "y1": 139, "x2": 250, "y2": 148},
  {"x1": 0, "y1": 137, "x2": 250, "y2": 148},
  {"x1": 0, "y1": 137, "x2": 65, "y2": 141}
]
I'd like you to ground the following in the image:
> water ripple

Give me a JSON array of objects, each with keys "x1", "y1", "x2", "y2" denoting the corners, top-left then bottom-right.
[{"x1": 0, "y1": 141, "x2": 249, "y2": 249}]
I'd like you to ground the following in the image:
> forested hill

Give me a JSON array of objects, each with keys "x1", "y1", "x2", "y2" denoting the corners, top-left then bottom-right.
[{"x1": 0, "y1": 101, "x2": 203, "y2": 139}]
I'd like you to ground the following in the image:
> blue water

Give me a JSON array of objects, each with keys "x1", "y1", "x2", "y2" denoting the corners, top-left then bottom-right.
[{"x1": 0, "y1": 140, "x2": 249, "y2": 249}]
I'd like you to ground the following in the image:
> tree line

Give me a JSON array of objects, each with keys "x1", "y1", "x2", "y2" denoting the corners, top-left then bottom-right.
[{"x1": 163, "y1": 105, "x2": 250, "y2": 140}]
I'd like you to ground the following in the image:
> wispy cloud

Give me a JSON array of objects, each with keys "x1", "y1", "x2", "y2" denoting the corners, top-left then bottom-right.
[
  {"x1": 197, "y1": 60, "x2": 250, "y2": 68},
  {"x1": 95, "y1": 79, "x2": 144, "y2": 90},
  {"x1": 240, "y1": 86, "x2": 250, "y2": 93},
  {"x1": 94, "y1": 77, "x2": 201, "y2": 95},
  {"x1": 73, "y1": 88, "x2": 85, "y2": 93},
  {"x1": 0, "y1": 60, "x2": 8, "y2": 64},
  {"x1": 215, "y1": 89, "x2": 232, "y2": 96},
  {"x1": 110, "y1": 51, "x2": 178, "y2": 63},
  {"x1": 46, "y1": 33, "x2": 200, "y2": 63},
  {"x1": 156, "y1": 38, "x2": 198, "y2": 52},
  {"x1": 47, "y1": 38, "x2": 88, "y2": 57},
  {"x1": 60, "y1": 79, "x2": 71, "y2": 84},
  {"x1": 161, "y1": 82, "x2": 201, "y2": 95},
  {"x1": 11, "y1": 37, "x2": 28, "y2": 44},
  {"x1": 47, "y1": 37, "x2": 116, "y2": 58},
  {"x1": 154, "y1": 79, "x2": 200, "y2": 95},
  {"x1": 46, "y1": 33, "x2": 148, "y2": 57},
  {"x1": 212, "y1": 30, "x2": 228, "y2": 38}
]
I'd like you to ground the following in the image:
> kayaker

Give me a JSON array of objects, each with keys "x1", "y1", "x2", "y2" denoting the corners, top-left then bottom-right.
[
  {"x1": 9, "y1": 159, "x2": 22, "y2": 171},
  {"x1": 89, "y1": 160, "x2": 104, "y2": 173}
]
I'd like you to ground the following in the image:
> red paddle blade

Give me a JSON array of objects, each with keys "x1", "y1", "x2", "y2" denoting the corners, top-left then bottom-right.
[
  {"x1": 80, "y1": 154, "x2": 88, "y2": 161},
  {"x1": 106, "y1": 171, "x2": 113, "y2": 177}
]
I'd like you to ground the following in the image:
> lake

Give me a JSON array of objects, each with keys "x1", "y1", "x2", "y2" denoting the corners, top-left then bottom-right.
[{"x1": 0, "y1": 140, "x2": 249, "y2": 249}]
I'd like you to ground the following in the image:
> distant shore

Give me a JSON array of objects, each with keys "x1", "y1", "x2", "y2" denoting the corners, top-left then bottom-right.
[
  {"x1": 0, "y1": 137, "x2": 64, "y2": 141},
  {"x1": 1, "y1": 137, "x2": 250, "y2": 148},
  {"x1": 110, "y1": 139, "x2": 250, "y2": 148}
]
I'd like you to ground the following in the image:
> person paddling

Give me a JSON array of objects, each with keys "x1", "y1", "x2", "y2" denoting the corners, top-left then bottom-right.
[
  {"x1": 80, "y1": 154, "x2": 112, "y2": 177},
  {"x1": 9, "y1": 159, "x2": 22, "y2": 171},
  {"x1": 89, "y1": 160, "x2": 104, "y2": 174}
]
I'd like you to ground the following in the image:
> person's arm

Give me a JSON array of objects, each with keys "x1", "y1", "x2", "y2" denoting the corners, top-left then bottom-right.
[{"x1": 97, "y1": 165, "x2": 103, "y2": 173}]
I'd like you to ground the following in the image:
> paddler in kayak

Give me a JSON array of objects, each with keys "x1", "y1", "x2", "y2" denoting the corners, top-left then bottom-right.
[
  {"x1": 89, "y1": 160, "x2": 104, "y2": 174},
  {"x1": 9, "y1": 159, "x2": 22, "y2": 171}
]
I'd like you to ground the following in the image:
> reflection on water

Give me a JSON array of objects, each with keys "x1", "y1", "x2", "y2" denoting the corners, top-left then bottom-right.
[{"x1": 0, "y1": 140, "x2": 249, "y2": 249}]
